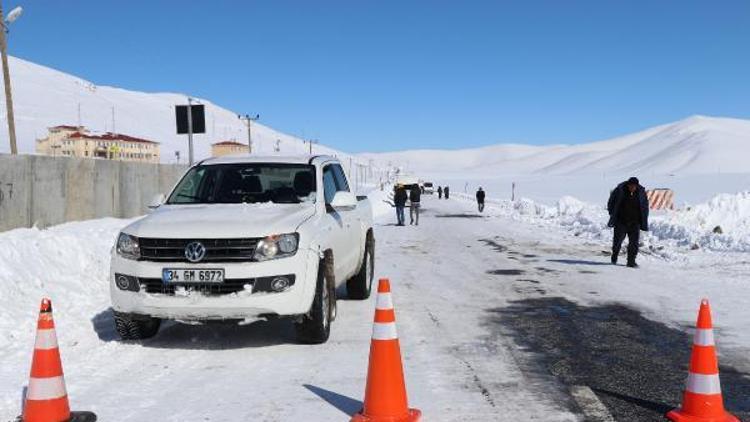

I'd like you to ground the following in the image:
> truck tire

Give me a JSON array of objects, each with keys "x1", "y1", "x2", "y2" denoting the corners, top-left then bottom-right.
[
  {"x1": 113, "y1": 311, "x2": 161, "y2": 340},
  {"x1": 347, "y1": 238, "x2": 374, "y2": 300},
  {"x1": 295, "y1": 259, "x2": 334, "y2": 344}
]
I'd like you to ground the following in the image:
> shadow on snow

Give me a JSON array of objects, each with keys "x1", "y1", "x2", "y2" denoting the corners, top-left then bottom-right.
[
  {"x1": 91, "y1": 307, "x2": 296, "y2": 350},
  {"x1": 303, "y1": 384, "x2": 362, "y2": 416}
]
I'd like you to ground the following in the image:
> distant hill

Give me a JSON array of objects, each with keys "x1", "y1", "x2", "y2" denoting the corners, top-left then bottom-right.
[
  {"x1": 0, "y1": 56, "x2": 346, "y2": 163},
  {"x1": 362, "y1": 115, "x2": 750, "y2": 176}
]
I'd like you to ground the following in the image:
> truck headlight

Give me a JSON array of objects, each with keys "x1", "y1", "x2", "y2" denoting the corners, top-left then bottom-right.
[
  {"x1": 116, "y1": 233, "x2": 140, "y2": 260},
  {"x1": 254, "y1": 233, "x2": 298, "y2": 261}
]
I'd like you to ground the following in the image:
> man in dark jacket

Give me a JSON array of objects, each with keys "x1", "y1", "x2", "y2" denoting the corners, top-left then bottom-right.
[
  {"x1": 607, "y1": 177, "x2": 649, "y2": 267},
  {"x1": 444, "y1": 186, "x2": 450, "y2": 199},
  {"x1": 394, "y1": 185, "x2": 408, "y2": 226},
  {"x1": 476, "y1": 187, "x2": 486, "y2": 212},
  {"x1": 437, "y1": 186, "x2": 443, "y2": 199},
  {"x1": 409, "y1": 184, "x2": 421, "y2": 225}
]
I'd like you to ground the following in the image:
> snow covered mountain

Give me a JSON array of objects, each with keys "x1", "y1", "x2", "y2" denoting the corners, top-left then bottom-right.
[
  {"x1": 3, "y1": 55, "x2": 748, "y2": 178},
  {"x1": 362, "y1": 115, "x2": 750, "y2": 176},
  {"x1": 0, "y1": 56, "x2": 347, "y2": 162}
]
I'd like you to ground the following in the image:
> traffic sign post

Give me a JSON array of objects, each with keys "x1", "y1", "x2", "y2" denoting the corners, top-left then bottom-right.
[{"x1": 176, "y1": 99, "x2": 206, "y2": 165}]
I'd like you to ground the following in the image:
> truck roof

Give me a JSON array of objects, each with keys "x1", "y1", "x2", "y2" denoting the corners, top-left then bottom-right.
[{"x1": 199, "y1": 154, "x2": 338, "y2": 166}]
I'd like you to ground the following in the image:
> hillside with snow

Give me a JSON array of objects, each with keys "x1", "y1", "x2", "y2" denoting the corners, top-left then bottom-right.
[
  {"x1": 363, "y1": 115, "x2": 750, "y2": 177},
  {"x1": 362, "y1": 115, "x2": 750, "y2": 205},
  {"x1": 0, "y1": 56, "x2": 352, "y2": 164}
]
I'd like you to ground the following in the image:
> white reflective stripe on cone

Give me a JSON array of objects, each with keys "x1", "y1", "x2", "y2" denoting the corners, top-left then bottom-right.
[
  {"x1": 693, "y1": 329, "x2": 715, "y2": 347},
  {"x1": 26, "y1": 376, "x2": 67, "y2": 400},
  {"x1": 375, "y1": 293, "x2": 394, "y2": 310},
  {"x1": 34, "y1": 329, "x2": 59, "y2": 350},
  {"x1": 686, "y1": 373, "x2": 722, "y2": 395},
  {"x1": 372, "y1": 322, "x2": 398, "y2": 340}
]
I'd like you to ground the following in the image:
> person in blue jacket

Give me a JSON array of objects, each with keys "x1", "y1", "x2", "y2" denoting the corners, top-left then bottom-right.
[{"x1": 607, "y1": 177, "x2": 649, "y2": 268}]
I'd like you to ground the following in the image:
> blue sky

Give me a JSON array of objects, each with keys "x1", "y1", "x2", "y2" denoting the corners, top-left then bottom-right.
[{"x1": 6, "y1": 1, "x2": 750, "y2": 152}]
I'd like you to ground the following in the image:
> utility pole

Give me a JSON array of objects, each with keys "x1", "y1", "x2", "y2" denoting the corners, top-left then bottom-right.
[
  {"x1": 239, "y1": 114, "x2": 259, "y2": 154},
  {"x1": 187, "y1": 98, "x2": 194, "y2": 165},
  {"x1": 0, "y1": 1, "x2": 22, "y2": 155}
]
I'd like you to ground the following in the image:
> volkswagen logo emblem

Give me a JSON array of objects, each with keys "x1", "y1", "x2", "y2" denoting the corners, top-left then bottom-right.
[{"x1": 184, "y1": 241, "x2": 206, "y2": 263}]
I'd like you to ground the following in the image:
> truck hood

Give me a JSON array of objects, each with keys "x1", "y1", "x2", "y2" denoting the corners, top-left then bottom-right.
[{"x1": 123, "y1": 203, "x2": 316, "y2": 238}]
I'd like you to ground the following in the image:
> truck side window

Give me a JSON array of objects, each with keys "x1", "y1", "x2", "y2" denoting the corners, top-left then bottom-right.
[
  {"x1": 322, "y1": 166, "x2": 337, "y2": 204},
  {"x1": 331, "y1": 164, "x2": 350, "y2": 192}
]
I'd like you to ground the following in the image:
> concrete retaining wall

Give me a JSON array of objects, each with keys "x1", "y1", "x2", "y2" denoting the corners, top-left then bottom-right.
[{"x1": 0, "y1": 154, "x2": 186, "y2": 232}]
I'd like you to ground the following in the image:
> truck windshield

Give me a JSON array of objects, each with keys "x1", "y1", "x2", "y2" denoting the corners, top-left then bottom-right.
[{"x1": 167, "y1": 163, "x2": 316, "y2": 204}]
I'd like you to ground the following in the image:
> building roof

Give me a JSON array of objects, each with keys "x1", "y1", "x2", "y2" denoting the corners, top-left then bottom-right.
[
  {"x1": 50, "y1": 125, "x2": 83, "y2": 131},
  {"x1": 212, "y1": 141, "x2": 247, "y2": 147},
  {"x1": 68, "y1": 131, "x2": 159, "y2": 144}
]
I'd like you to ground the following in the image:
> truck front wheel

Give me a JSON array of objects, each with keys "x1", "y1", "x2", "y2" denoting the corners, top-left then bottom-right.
[
  {"x1": 295, "y1": 259, "x2": 334, "y2": 344},
  {"x1": 113, "y1": 311, "x2": 161, "y2": 340}
]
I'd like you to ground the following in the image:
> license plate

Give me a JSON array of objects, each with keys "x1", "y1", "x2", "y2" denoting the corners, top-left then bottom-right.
[{"x1": 162, "y1": 269, "x2": 225, "y2": 283}]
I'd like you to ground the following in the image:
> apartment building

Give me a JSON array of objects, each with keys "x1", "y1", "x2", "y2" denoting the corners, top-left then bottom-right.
[{"x1": 36, "y1": 126, "x2": 160, "y2": 163}]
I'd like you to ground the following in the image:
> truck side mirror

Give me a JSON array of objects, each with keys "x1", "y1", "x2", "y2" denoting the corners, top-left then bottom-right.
[
  {"x1": 148, "y1": 193, "x2": 166, "y2": 210},
  {"x1": 329, "y1": 191, "x2": 357, "y2": 210}
]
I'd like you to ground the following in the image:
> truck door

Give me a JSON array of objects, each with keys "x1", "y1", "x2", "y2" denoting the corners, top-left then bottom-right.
[
  {"x1": 331, "y1": 164, "x2": 361, "y2": 278},
  {"x1": 322, "y1": 165, "x2": 349, "y2": 280}
]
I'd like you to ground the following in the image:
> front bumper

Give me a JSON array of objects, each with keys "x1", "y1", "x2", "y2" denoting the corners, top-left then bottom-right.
[{"x1": 109, "y1": 248, "x2": 319, "y2": 320}]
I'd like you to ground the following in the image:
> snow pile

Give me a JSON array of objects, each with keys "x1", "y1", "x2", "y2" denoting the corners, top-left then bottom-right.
[
  {"x1": 468, "y1": 191, "x2": 750, "y2": 254},
  {"x1": 367, "y1": 187, "x2": 395, "y2": 219},
  {"x1": 0, "y1": 218, "x2": 128, "y2": 351},
  {"x1": 650, "y1": 192, "x2": 750, "y2": 252},
  {"x1": 512, "y1": 198, "x2": 558, "y2": 218}
]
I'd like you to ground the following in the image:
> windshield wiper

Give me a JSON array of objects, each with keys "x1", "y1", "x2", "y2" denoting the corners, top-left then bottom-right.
[{"x1": 176, "y1": 193, "x2": 202, "y2": 201}]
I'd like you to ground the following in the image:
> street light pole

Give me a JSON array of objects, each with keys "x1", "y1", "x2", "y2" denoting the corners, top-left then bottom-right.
[
  {"x1": 0, "y1": 1, "x2": 22, "y2": 155},
  {"x1": 239, "y1": 114, "x2": 259, "y2": 154}
]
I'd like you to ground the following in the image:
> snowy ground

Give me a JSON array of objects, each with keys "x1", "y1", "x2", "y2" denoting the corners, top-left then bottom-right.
[{"x1": 1, "y1": 192, "x2": 749, "y2": 420}]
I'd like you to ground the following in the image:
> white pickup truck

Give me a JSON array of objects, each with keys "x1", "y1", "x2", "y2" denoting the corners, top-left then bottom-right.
[{"x1": 110, "y1": 155, "x2": 375, "y2": 344}]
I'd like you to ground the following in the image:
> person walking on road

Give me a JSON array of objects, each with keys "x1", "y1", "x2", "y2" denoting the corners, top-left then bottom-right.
[
  {"x1": 476, "y1": 187, "x2": 486, "y2": 212},
  {"x1": 444, "y1": 186, "x2": 450, "y2": 199},
  {"x1": 394, "y1": 184, "x2": 408, "y2": 226},
  {"x1": 409, "y1": 184, "x2": 421, "y2": 225},
  {"x1": 437, "y1": 186, "x2": 443, "y2": 199},
  {"x1": 607, "y1": 177, "x2": 649, "y2": 268}
]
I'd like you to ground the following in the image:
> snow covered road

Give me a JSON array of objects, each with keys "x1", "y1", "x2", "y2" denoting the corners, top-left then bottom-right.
[{"x1": 2, "y1": 194, "x2": 749, "y2": 421}]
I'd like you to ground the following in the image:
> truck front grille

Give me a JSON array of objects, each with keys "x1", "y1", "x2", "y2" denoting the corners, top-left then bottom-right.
[
  {"x1": 138, "y1": 278, "x2": 254, "y2": 295},
  {"x1": 138, "y1": 238, "x2": 260, "y2": 263},
  {"x1": 136, "y1": 274, "x2": 295, "y2": 296}
]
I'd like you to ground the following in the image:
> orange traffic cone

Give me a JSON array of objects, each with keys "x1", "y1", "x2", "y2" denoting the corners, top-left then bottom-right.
[
  {"x1": 21, "y1": 298, "x2": 96, "y2": 422},
  {"x1": 352, "y1": 278, "x2": 421, "y2": 422},
  {"x1": 667, "y1": 299, "x2": 739, "y2": 422}
]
